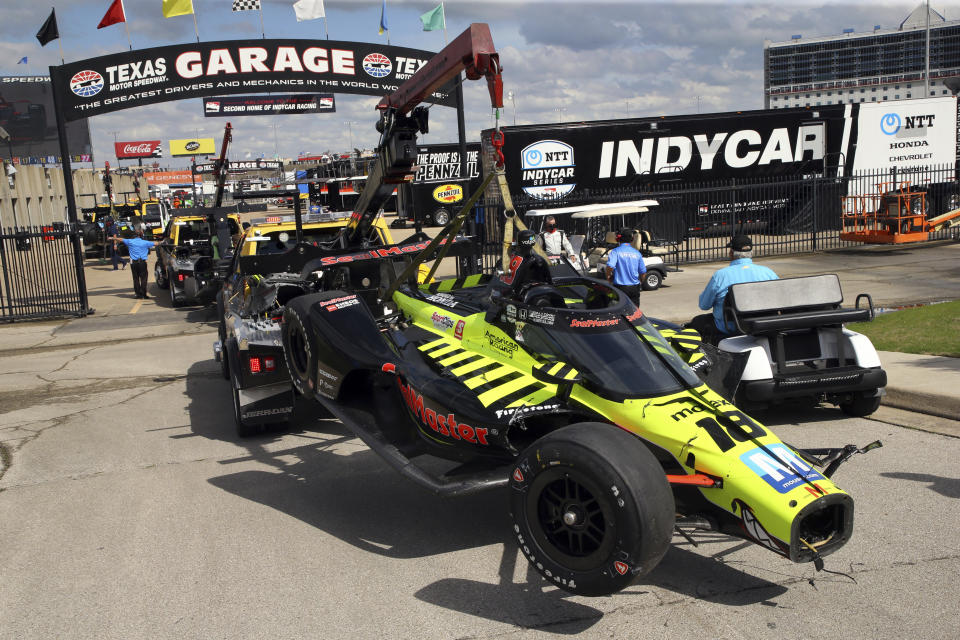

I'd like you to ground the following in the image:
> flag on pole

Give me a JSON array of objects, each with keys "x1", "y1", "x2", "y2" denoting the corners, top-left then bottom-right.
[
  {"x1": 98, "y1": 0, "x2": 126, "y2": 29},
  {"x1": 419, "y1": 4, "x2": 444, "y2": 32},
  {"x1": 293, "y1": 0, "x2": 325, "y2": 22},
  {"x1": 379, "y1": 0, "x2": 388, "y2": 35},
  {"x1": 162, "y1": 0, "x2": 194, "y2": 19},
  {"x1": 18, "y1": 57, "x2": 28, "y2": 64},
  {"x1": 36, "y1": 9, "x2": 59, "y2": 46},
  {"x1": 232, "y1": 0, "x2": 260, "y2": 11}
]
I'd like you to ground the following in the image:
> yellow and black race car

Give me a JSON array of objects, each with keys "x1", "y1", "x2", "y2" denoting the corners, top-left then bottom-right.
[{"x1": 278, "y1": 260, "x2": 880, "y2": 597}]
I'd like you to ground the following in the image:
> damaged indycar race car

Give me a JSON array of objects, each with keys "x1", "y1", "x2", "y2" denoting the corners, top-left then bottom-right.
[{"x1": 281, "y1": 262, "x2": 881, "y2": 597}]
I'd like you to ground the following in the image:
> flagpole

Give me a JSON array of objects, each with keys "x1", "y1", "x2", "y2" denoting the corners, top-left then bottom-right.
[
  {"x1": 442, "y1": 2, "x2": 447, "y2": 46},
  {"x1": 259, "y1": 4, "x2": 266, "y2": 39},
  {"x1": 193, "y1": 11, "x2": 200, "y2": 43},
  {"x1": 324, "y1": 17, "x2": 329, "y2": 40},
  {"x1": 122, "y1": 1, "x2": 133, "y2": 51},
  {"x1": 56, "y1": 36, "x2": 65, "y2": 65}
]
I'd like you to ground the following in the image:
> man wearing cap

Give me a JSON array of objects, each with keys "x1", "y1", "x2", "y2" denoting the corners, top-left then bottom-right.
[
  {"x1": 605, "y1": 228, "x2": 645, "y2": 305},
  {"x1": 114, "y1": 228, "x2": 162, "y2": 300},
  {"x1": 538, "y1": 216, "x2": 575, "y2": 259},
  {"x1": 689, "y1": 234, "x2": 778, "y2": 342}
]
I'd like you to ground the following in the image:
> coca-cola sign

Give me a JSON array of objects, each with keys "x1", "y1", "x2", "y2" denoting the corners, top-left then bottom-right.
[{"x1": 115, "y1": 140, "x2": 162, "y2": 159}]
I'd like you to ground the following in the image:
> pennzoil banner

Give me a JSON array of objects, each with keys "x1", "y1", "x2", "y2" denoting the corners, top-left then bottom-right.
[{"x1": 49, "y1": 39, "x2": 455, "y2": 122}]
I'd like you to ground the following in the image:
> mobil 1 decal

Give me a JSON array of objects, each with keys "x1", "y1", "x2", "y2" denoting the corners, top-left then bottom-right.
[
  {"x1": 499, "y1": 106, "x2": 848, "y2": 195},
  {"x1": 51, "y1": 39, "x2": 457, "y2": 122}
]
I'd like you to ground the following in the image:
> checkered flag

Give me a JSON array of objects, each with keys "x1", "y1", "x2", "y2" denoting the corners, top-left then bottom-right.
[{"x1": 232, "y1": 0, "x2": 261, "y2": 11}]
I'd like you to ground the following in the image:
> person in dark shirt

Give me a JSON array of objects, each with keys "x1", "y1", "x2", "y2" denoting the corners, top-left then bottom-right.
[
  {"x1": 114, "y1": 228, "x2": 161, "y2": 299},
  {"x1": 103, "y1": 217, "x2": 127, "y2": 270}
]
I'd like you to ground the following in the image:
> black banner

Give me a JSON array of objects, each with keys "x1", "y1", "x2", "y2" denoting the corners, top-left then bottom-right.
[
  {"x1": 194, "y1": 159, "x2": 282, "y2": 173},
  {"x1": 485, "y1": 106, "x2": 850, "y2": 198},
  {"x1": 203, "y1": 93, "x2": 335, "y2": 117},
  {"x1": 50, "y1": 39, "x2": 455, "y2": 122},
  {"x1": 0, "y1": 76, "x2": 92, "y2": 160}
]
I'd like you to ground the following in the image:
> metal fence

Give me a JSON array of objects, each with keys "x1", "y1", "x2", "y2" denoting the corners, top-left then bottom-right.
[
  {"x1": 474, "y1": 163, "x2": 959, "y2": 272},
  {"x1": 0, "y1": 224, "x2": 88, "y2": 322}
]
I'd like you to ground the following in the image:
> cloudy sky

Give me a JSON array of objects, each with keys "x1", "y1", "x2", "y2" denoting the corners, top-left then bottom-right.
[{"x1": 2, "y1": 0, "x2": 957, "y2": 166}]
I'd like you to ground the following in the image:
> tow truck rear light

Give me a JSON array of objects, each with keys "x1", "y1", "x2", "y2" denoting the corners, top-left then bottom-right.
[
  {"x1": 265, "y1": 215, "x2": 283, "y2": 223},
  {"x1": 178, "y1": 274, "x2": 185, "y2": 281},
  {"x1": 248, "y1": 356, "x2": 276, "y2": 373}
]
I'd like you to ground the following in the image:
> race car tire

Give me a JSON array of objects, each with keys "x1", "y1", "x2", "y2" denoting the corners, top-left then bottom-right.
[
  {"x1": 155, "y1": 261, "x2": 169, "y2": 289},
  {"x1": 282, "y1": 295, "x2": 319, "y2": 397},
  {"x1": 839, "y1": 390, "x2": 881, "y2": 417},
  {"x1": 431, "y1": 208, "x2": 451, "y2": 227},
  {"x1": 641, "y1": 270, "x2": 663, "y2": 291},
  {"x1": 510, "y1": 422, "x2": 675, "y2": 597}
]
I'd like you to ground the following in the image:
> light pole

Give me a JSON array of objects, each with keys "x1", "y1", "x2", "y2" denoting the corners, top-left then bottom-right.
[
  {"x1": 344, "y1": 121, "x2": 359, "y2": 152},
  {"x1": 556, "y1": 107, "x2": 567, "y2": 123},
  {"x1": 272, "y1": 122, "x2": 279, "y2": 159},
  {"x1": 507, "y1": 91, "x2": 517, "y2": 125}
]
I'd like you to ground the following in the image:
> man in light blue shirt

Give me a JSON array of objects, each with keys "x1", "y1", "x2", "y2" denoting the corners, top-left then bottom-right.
[
  {"x1": 605, "y1": 228, "x2": 645, "y2": 305},
  {"x1": 115, "y1": 228, "x2": 161, "y2": 300},
  {"x1": 689, "y1": 234, "x2": 778, "y2": 342}
]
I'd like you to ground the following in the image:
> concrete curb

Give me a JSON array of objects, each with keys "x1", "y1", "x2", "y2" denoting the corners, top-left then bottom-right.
[{"x1": 882, "y1": 387, "x2": 960, "y2": 422}]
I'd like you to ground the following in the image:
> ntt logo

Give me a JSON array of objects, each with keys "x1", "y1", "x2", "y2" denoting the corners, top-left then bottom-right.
[{"x1": 880, "y1": 113, "x2": 902, "y2": 135}]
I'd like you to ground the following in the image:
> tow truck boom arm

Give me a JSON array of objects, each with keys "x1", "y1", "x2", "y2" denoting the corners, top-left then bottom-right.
[
  {"x1": 213, "y1": 122, "x2": 233, "y2": 208},
  {"x1": 343, "y1": 23, "x2": 503, "y2": 246}
]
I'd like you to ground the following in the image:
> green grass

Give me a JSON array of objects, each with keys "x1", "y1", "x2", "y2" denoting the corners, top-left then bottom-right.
[{"x1": 848, "y1": 300, "x2": 960, "y2": 358}]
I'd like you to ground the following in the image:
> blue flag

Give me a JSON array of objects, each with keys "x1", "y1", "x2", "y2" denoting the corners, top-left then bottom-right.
[
  {"x1": 18, "y1": 57, "x2": 28, "y2": 64},
  {"x1": 378, "y1": 0, "x2": 388, "y2": 34}
]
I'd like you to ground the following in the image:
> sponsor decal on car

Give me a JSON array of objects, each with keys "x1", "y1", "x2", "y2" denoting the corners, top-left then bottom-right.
[
  {"x1": 454, "y1": 320, "x2": 465, "y2": 340},
  {"x1": 517, "y1": 307, "x2": 555, "y2": 325},
  {"x1": 495, "y1": 403, "x2": 560, "y2": 419},
  {"x1": 431, "y1": 312, "x2": 455, "y2": 331},
  {"x1": 397, "y1": 379, "x2": 489, "y2": 445},
  {"x1": 484, "y1": 330, "x2": 519, "y2": 357},
  {"x1": 739, "y1": 443, "x2": 825, "y2": 494},
  {"x1": 426, "y1": 292, "x2": 458, "y2": 307},
  {"x1": 323, "y1": 294, "x2": 359, "y2": 312},
  {"x1": 569, "y1": 317, "x2": 619, "y2": 328}
]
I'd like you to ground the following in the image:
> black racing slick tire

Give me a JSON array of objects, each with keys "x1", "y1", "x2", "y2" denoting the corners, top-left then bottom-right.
[
  {"x1": 282, "y1": 295, "x2": 319, "y2": 397},
  {"x1": 641, "y1": 270, "x2": 663, "y2": 291},
  {"x1": 839, "y1": 390, "x2": 882, "y2": 417},
  {"x1": 510, "y1": 423, "x2": 675, "y2": 597},
  {"x1": 155, "y1": 261, "x2": 169, "y2": 289}
]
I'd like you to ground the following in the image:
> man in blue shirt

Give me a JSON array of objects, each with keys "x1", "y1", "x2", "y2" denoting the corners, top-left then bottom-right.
[
  {"x1": 115, "y1": 228, "x2": 161, "y2": 300},
  {"x1": 605, "y1": 228, "x2": 645, "y2": 305},
  {"x1": 689, "y1": 234, "x2": 778, "y2": 342},
  {"x1": 103, "y1": 217, "x2": 127, "y2": 271}
]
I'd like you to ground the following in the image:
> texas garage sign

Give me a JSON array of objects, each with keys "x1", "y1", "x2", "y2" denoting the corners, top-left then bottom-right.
[{"x1": 50, "y1": 39, "x2": 456, "y2": 122}]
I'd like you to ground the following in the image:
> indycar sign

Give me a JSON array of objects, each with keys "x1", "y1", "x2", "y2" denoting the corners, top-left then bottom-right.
[
  {"x1": 49, "y1": 39, "x2": 457, "y2": 122},
  {"x1": 114, "y1": 140, "x2": 162, "y2": 159},
  {"x1": 203, "y1": 93, "x2": 335, "y2": 117}
]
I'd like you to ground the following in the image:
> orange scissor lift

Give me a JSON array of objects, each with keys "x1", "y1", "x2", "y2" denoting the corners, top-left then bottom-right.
[{"x1": 841, "y1": 180, "x2": 960, "y2": 244}]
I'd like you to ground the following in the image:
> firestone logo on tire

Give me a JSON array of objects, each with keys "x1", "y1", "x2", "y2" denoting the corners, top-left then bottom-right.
[
  {"x1": 362, "y1": 53, "x2": 392, "y2": 78},
  {"x1": 70, "y1": 70, "x2": 104, "y2": 98}
]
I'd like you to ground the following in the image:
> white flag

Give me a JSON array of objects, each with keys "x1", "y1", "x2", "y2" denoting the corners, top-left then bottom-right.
[{"x1": 293, "y1": 0, "x2": 325, "y2": 22}]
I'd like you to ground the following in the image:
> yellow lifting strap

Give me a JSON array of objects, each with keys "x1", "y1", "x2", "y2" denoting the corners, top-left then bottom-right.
[
  {"x1": 381, "y1": 170, "x2": 496, "y2": 303},
  {"x1": 498, "y1": 170, "x2": 546, "y2": 267}
]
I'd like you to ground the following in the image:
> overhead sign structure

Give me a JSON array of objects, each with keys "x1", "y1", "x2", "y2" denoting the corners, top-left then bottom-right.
[
  {"x1": 143, "y1": 170, "x2": 201, "y2": 184},
  {"x1": 203, "y1": 93, "x2": 335, "y2": 117},
  {"x1": 194, "y1": 159, "x2": 282, "y2": 173},
  {"x1": 49, "y1": 39, "x2": 456, "y2": 122},
  {"x1": 0, "y1": 75, "x2": 91, "y2": 161},
  {"x1": 169, "y1": 137, "x2": 216, "y2": 157},
  {"x1": 114, "y1": 140, "x2": 162, "y2": 158}
]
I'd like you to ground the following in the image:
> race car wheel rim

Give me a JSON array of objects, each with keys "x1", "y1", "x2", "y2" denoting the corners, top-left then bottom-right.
[{"x1": 527, "y1": 467, "x2": 616, "y2": 570}]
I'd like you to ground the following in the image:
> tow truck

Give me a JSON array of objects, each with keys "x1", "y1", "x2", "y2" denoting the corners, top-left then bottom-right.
[{"x1": 154, "y1": 212, "x2": 241, "y2": 307}]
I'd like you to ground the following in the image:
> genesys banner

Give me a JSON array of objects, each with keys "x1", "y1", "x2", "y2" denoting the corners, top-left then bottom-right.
[
  {"x1": 143, "y1": 170, "x2": 201, "y2": 184},
  {"x1": 169, "y1": 138, "x2": 216, "y2": 157},
  {"x1": 50, "y1": 39, "x2": 455, "y2": 122},
  {"x1": 203, "y1": 93, "x2": 334, "y2": 117},
  {"x1": 114, "y1": 140, "x2": 162, "y2": 158}
]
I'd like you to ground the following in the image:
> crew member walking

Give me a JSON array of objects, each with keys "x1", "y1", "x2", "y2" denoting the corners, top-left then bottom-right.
[
  {"x1": 605, "y1": 228, "x2": 645, "y2": 305},
  {"x1": 114, "y1": 228, "x2": 160, "y2": 299}
]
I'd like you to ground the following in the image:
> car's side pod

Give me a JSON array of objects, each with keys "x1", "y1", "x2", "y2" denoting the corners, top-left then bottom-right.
[{"x1": 282, "y1": 289, "x2": 396, "y2": 401}]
